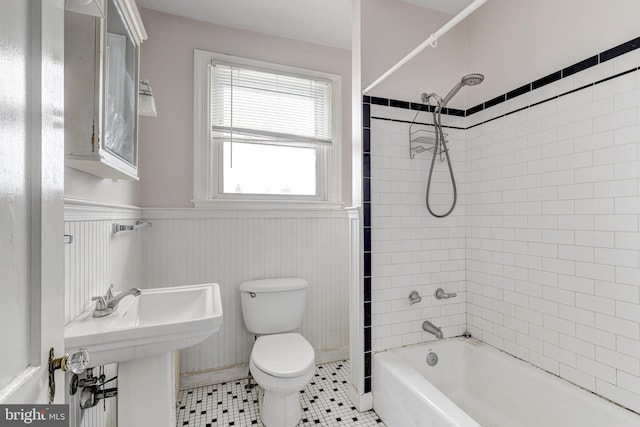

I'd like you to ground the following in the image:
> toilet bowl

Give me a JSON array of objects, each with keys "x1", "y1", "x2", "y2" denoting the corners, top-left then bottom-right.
[
  {"x1": 239, "y1": 278, "x2": 316, "y2": 427},
  {"x1": 249, "y1": 333, "x2": 315, "y2": 427}
]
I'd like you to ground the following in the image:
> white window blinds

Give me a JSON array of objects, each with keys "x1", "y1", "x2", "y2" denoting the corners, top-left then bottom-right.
[{"x1": 210, "y1": 62, "x2": 333, "y2": 146}]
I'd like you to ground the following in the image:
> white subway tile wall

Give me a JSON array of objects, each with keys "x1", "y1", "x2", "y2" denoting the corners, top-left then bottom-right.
[
  {"x1": 370, "y1": 110, "x2": 467, "y2": 352},
  {"x1": 370, "y1": 51, "x2": 640, "y2": 413},
  {"x1": 467, "y1": 67, "x2": 640, "y2": 412}
]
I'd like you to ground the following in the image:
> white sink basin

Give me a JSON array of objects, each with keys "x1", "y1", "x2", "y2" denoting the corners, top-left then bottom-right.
[{"x1": 65, "y1": 283, "x2": 223, "y2": 368}]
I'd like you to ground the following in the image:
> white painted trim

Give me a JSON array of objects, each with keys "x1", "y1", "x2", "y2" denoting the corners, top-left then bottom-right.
[
  {"x1": 329, "y1": 76, "x2": 343, "y2": 203},
  {"x1": 347, "y1": 207, "x2": 365, "y2": 396},
  {"x1": 0, "y1": 367, "x2": 41, "y2": 404},
  {"x1": 64, "y1": 198, "x2": 348, "y2": 220},
  {"x1": 315, "y1": 348, "x2": 349, "y2": 365},
  {"x1": 180, "y1": 365, "x2": 249, "y2": 391},
  {"x1": 179, "y1": 348, "x2": 349, "y2": 390},
  {"x1": 348, "y1": 385, "x2": 373, "y2": 412},
  {"x1": 192, "y1": 199, "x2": 344, "y2": 210},
  {"x1": 193, "y1": 49, "x2": 213, "y2": 203},
  {"x1": 64, "y1": 198, "x2": 142, "y2": 221},
  {"x1": 193, "y1": 49, "x2": 343, "y2": 203},
  {"x1": 346, "y1": 206, "x2": 360, "y2": 220},
  {"x1": 116, "y1": 0, "x2": 147, "y2": 45},
  {"x1": 65, "y1": 0, "x2": 105, "y2": 18},
  {"x1": 192, "y1": 199, "x2": 345, "y2": 210},
  {"x1": 144, "y1": 205, "x2": 348, "y2": 220}
]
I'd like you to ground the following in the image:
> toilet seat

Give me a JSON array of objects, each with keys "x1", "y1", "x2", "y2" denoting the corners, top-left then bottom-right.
[{"x1": 252, "y1": 333, "x2": 315, "y2": 378}]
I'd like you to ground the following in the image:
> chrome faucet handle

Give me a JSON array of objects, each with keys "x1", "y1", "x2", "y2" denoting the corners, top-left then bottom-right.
[
  {"x1": 434, "y1": 288, "x2": 457, "y2": 300},
  {"x1": 91, "y1": 296, "x2": 114, "y2": 317},
  {"x1": 408, "y1": 290, "x2": 422, "y2": 305},
  {"x1": 105, "y1": 284, "x2": 114, "y2": 301},
  {"x1": 91, "y1": 296, "x2": 108, "y2": 310}
]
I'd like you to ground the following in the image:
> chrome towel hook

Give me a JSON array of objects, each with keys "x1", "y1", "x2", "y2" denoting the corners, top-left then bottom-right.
[{"x1": 112, "y1": 220, "x2": 152, "y2": 234}]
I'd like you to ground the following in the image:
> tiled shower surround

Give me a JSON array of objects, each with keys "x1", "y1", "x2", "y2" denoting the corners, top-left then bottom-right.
[
  {"x1": 368, "y1": 108, "x2": 468, "y2": 351},
  {"x1": 366, "y1": 39, "x2": 640, "y2": 413}
]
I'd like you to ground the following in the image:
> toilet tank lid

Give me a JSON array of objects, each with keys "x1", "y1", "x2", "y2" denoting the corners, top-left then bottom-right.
[{"x1": 239, "y1": 278, "x2": 308, "y2": 293}]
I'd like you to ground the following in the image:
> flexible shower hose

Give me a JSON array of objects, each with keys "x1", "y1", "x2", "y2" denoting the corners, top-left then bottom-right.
[{"x1": 425, "y1": 109, "x2": 457, "y2": 218}]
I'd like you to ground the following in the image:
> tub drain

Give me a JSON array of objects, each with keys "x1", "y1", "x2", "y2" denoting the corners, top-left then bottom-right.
[{"x1": 426, "y1": 352, "x2": 438, "y2": 366}]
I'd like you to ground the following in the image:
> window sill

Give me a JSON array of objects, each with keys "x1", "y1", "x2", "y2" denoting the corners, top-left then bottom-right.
[{"x1": 192, "y1": 199, "x2": 344, "y2": 211}]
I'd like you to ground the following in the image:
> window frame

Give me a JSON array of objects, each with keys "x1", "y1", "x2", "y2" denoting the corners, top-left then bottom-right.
[{"x1": 193, "y1": 49, "x2": 342, "y2": 208}]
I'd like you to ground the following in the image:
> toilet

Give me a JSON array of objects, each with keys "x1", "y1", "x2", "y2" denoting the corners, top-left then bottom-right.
[{"x1": 239, "y1": 278, "x2": 315, "y2": 427}]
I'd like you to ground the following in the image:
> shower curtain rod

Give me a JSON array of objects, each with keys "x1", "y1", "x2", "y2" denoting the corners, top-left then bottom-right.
[{"x1": 362, "y1": 0, "x2": 489, "y2": 95}]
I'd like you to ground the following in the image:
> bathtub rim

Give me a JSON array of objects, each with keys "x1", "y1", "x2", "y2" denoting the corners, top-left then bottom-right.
[{"x1": 373, "y1": 336, "x2": 640, "y2": 425}]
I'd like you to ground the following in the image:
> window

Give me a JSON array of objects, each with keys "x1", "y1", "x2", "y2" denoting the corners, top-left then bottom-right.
[{"x1": 194, "y1": 50, "x2": 342, "y2": 206}]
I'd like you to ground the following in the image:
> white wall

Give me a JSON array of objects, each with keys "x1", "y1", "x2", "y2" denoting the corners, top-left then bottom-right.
[
  {"x1": 466, "y1": 50, "x2": 640, "y2": 413},
  {"x1": 465, "y1": 0, "x2": 640, "y2": 108},
  {"x1": 137, "y1": 8, "x2": 353, "y2": 207},
  {"x1": 66, "y1": 7, "x2": 353, "y2": 207},
  {"x1": 64, "y1": 168, "x2": 140, "y2": 207},
  {"x1": 361, "y1": 0, "x2": 466, "y2": 106}
]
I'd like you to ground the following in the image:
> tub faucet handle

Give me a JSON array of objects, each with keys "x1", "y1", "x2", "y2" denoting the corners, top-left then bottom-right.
[
  {"x1": 408, "y1": 290, "x2": 422, "y2": 305},
  {"x1": 434, "y1": 288, "x2": 457, "y2": 300}
]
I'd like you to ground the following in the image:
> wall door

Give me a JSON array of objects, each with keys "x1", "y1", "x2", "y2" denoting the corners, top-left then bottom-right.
[{"x1": 0, "y1": 0, "x2": 66, "y2": 404}]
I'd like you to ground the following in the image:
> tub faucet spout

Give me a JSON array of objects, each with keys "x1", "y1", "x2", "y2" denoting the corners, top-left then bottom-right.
[{"x1": 422, "y1": 320, "x2": 443, "y2": 339}]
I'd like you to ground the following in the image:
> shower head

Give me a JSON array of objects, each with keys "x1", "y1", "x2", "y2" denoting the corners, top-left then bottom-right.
[
  {"x1": 462, "y1": 73, "x2": 484, "y2": 86},
  {"x1": 439, "y1": 73, "x2": 485, "y2": 109}
]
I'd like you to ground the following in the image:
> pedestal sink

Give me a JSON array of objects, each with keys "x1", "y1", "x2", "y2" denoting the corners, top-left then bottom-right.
[
  {"x1": 65, "y1": 283, "x2": 223, "y2": 367},
  {"x1": 64, "y1": 283, "x2": 223, "y2": 427}
]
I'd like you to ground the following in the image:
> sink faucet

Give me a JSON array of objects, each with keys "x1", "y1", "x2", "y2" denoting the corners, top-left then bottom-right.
[
  {"x1": 422, "y1": 320, "x2": 443, "y2": 339},
  {"x1": 92, "y1": 284, "x2": 142, "y2": 317}
]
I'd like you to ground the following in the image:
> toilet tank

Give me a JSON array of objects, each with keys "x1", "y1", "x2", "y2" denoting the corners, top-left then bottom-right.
[{"x1": 239, "y1": 278, "x2": 308, "y2": 334}]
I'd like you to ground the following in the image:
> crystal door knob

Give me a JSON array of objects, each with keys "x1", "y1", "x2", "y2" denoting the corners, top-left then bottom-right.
[
  {"x1": 65, "y1": 347, "x2": 90, "y2": 374},
  {"x1": 48, "y1": 347, "x2": 89, "y2": 403}
]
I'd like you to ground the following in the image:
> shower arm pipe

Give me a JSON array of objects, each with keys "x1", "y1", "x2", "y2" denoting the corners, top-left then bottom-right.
[{"x1": 362, "y1": 0, "x2": 488, "y2": 95}]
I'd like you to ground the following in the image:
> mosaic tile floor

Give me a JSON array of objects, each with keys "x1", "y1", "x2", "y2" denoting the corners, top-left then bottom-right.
[{"x1": 176, "y1": 360, "x2": 385, "y2": 426}]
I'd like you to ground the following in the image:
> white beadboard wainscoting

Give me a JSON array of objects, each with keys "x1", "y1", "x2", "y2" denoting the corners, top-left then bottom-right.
[
  {"x1": 64, "y1": 200, "x2": 350, "y2": 397},
  {"x1": 64, "y1": 202, "x2": 143, "y2": 323},
  {"x1": 64, "y1": 199, "x2": 143, "y2": 427},
  {"x1": 141, "y1": 208, "x2": 350, "y2": 388}
]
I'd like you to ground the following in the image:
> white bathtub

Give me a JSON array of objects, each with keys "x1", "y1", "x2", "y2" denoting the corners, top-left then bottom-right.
[{"x1": 373, "y1": 337, "x2": 640, "y2": 427}]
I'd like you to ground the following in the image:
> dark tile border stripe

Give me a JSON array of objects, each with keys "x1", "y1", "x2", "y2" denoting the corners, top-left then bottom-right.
[
  {"x1": 467, "y1": 66, "x2": 640, "y2": 129},
  {"x1": 506, "y1": 83, "x2": 531, "y2": 100},
  {"x1": 562, "y1": 55, "x2": 598, "y2": 78},
  {"x1": 600, "y1": 36, "x2": 640, "y2": 62},
  {"x1": 361, "y1": 95, "x2": 372, "y2": 394},
  {"x1": 371, "y1": 65, "x2": 639, "y2": 131},
  {"x1": 369, "y1": 115, "x2": 465, "y2": 131},
  {"x1": 532, "y1": 70, "x2": 562, "y2": 90},
  {"x1": 365, "y1": 35, "x2": 640, "y2": 118}
]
